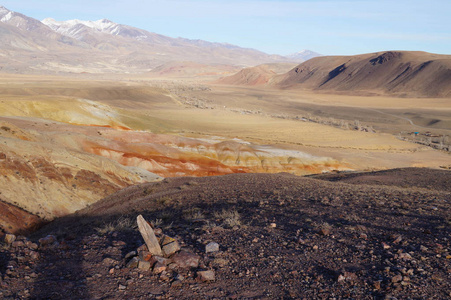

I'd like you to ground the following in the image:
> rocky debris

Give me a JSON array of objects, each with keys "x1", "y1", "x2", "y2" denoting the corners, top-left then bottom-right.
[
  {"x1": 38, "y1": 235, "x2": 56, "y2": 247},
  {"x1": 197, "y1": 270, "x2": 215, "y2": 282},
  {"x1": 172, "y1": 251, "x2": 201, "y2": 269},
  {"x1": 337, "y1": 271, "x2": 357, "y2": 283},
  {"x1": 0, "y1": 171, "x2": 450, "y2": 299},
  {"x1": 124, "y1": 215, "x2": 205, "y2": 286},
  {"x1": 3, "y1": 233, "x2": 16, "y2": 245},
  {"x1": 138, "y1": 260, "x2": 152, "y2": 271},
  {"x1": 205, "y1": 242, "x2": 219, "y2": 253},
  {"x1": 126, "y1": 257, "x2": 139, "y2": 268}
]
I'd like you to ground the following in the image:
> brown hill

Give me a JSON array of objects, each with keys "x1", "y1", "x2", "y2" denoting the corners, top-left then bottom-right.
[
  {"x1": 2, "y1": 169, "x2": 449, "y2": 299},
  {"x1": 273, "y1": 51, "x2": 451, "y2": 97},
  {"x1": 148, "y1": 61, "x2": 240, "y2": 78},
  {"x1": 214, "y1": 65, "x2": 278, "y2": 86}
]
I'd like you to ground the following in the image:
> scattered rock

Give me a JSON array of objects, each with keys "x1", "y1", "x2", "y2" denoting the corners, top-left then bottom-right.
[
  {"x1": 382, "y1": 242, "x2": 391, "y2": 250},
  {"x1": 398, "y1": 253, "x2": 412, "y2": 260},
  {"x1": 118, "y1": 284, "x2": 127, "y2": 290},
  {"x1": 212, "y1": 258, "x2": 229, "y2": 267},
  {"x1": 29, "y1": 251, "x2": 39, "y2": 260},
  {"x1": 153, "y1": 262, "x2": 167, "y2": 274},
  {"x1": 172, "y1": 251, "x2": 200, "y2": 269},
  {"x1": 25, "y1": 241, "x2": 38, "y2": 250},
  {"x1": 197, "y1": 270, "x2": 215, "y2": 282},
  {"x1": 38, "y1": 235, "x2": 56, "y2": 247},
  {"x1": 392, "y1": 274, "x2": 403, "y2": 283},
  {"x1": 337, "y1": 271, "x2": 357, "y2": 282},
  {"x1": 139, "y1": 250, "x2": 152, "y2": 262},
  {"x1": 319, "y1": 226, "x2": 331, "y2": 236},
  {"x1": 126, "y1": 257, "x2": 139, "y2": 269},
  {"x1": 3, "y1": 234, "x2": 16, "y2": 245},
  {"x1": 205, "y1": 242, "x2": 219, "y2": 253},
  {"x1": 102, "y1": 257, "x2": 118, "y2": 267},
  {"x1": 150, "y1": 256, "x2": 172, "y2": 266},
  {"x1": 138, "y1": 260, "x2": 152, "y2": 271},
  {"x1": 125, "y1": 251, "x2": 137, "y2": 260},
  {"x1": 393, "y1": 235, "x2": 402, "y2": 244},
  {"x1": 162, "y1": 241, "x2": 180, "y2": 257},
  {"x1": 12, "y1": 241, "x2": 25, "y2": 248}
]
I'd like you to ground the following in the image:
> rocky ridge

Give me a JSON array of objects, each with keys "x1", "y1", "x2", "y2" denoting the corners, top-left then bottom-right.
[{"x1": 0, "y1": 169, "x2": 450, "y2": 299}]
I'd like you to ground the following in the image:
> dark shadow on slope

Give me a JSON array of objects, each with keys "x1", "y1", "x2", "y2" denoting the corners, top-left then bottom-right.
[{"x1": 22, "y1": 172, "x2": 451, "y2": 299}]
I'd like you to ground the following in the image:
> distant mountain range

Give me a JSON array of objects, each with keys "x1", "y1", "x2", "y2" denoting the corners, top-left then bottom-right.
[{"x1": 0, "y1": 6, "x2": 321, "y2": 74}]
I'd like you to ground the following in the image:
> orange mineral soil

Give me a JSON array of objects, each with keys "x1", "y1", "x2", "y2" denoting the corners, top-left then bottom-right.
[{"x1": 82, "y1": 130, "x2": 347, "y2": 178}]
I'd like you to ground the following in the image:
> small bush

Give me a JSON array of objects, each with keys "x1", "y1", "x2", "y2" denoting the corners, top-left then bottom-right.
[
  {"x1": 95, "y1": 216, "x2": 135, "y2": 235},
  {"x1": 214, "y1": 209, "x2": 241, "y2": 227}
]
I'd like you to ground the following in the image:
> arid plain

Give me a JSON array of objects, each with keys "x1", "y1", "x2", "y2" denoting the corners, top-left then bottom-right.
[{"x1": 1, "y1": 71, "x2": 450, "y2": 232}]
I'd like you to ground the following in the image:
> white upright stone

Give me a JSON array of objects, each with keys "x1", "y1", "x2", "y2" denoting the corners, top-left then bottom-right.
[{"x1": 137, "y1": 215, "x2": 163, "y2": 256}]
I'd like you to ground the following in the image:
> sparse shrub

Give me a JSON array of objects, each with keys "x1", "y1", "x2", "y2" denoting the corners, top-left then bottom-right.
[
  {"x1": 183, "y1": 207, "x2": 205, "y2": 221},
  {"x1": 151, "y1": 218, "x2": 163, "y2": 228},
  {"x1": 95, "y1": 216, "x2": 135, "y2": 235},
  {"x1": 214, "y1": 209, "x2": 241, "y2": 227},
  {"x1": 157, "y1": 196, "x2": 172, "y2": 205}
]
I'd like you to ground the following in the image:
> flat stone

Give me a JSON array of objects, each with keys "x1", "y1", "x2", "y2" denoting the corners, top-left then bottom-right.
[
  {"x1": 139, "y1": 250, "x2": 152, "y2": 262},
  {"x1": 12, "y1": 241, "x2": 25, "y2": 248},
  {"x1": 153, "y1": 262, "x2": 167, "y2": 274},
  {"x1": 102, "y1": 258, "x2": 118, "y2": 267},
  {"x1": 137, "y1": 215, "x2": 163, "y2": 256},
  {"x1": 38, "y1": 235, "x2": 56, "y2": 247},
  {"x1": 138, "y1": 260, "x2": 152, "y2": 271},
  {"x1": 213, "y1": 258, "x2": 229, "y2": 267},
  {"x1": 26, "y1": 241, "x2": 38, "y2": 250},
  {"x1": 197, "y1": 270, "x2": 215, "y2": 282},
  {"x1": 162, "y1": 241, "x2": 181, "y2": 257},
  {"x1": 160, "y1": 235, "x2": 176, "y2": 246},
  {"x1": 124, "y1": 251, "x2": 137, "y2": 260},
  {"x1": 172, "y1": 251, "x2": 200, "y2": 269},
  {"x1": 398, "y1": 253, "x2": 412, "y2": 260},
  {"x1": 126, "y1": 257, "x2": 139, "y2": 269},
  {"x1": 205, "y1": 242, "x2": 219, "y2": 253},
  {"x1": 150, "y1": 255, "x2": 172, "y2": 266}
]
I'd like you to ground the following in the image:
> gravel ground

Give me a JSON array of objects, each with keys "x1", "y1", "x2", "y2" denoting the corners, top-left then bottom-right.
[{"x1": 1, "y1": 169, "x2": 450, "y2": 299}]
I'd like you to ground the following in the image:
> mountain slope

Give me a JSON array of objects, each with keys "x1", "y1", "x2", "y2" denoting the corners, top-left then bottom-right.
[
  {"x1": 0, "y1": 6, "x2": 296, "y2": 73},
  {"x1": 286, "y1": 50, "x2": 322, "y2": 62},
  {"x1": 274, "y1": 51, "x2": 451, "y2": 97},
  {"x1": 214, "y1": 65, "x2": 277, "y2": 86}
]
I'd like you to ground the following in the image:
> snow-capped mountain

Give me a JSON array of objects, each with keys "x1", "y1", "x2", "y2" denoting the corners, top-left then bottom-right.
[
  {"x1": 0, "y1": 6, "x2": 54, "y2": 33},
  {"x1": 287, "y1": 50, "x2": 322, "y2": 62},
  {"x1": 42, "y1": 18, "x2": 159, "y2": 42},
  {"x1": 0, "y1": 6, "x2": 321, "y2": 74}
]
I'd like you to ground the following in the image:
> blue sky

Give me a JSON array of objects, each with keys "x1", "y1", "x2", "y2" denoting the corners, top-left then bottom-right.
[{"x1": 2, "y1": 0, "x2": 450, "y2": 56}]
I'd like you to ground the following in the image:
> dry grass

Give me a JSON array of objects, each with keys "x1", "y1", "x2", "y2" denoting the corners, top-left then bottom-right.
[
  {"x1": 183, "y1": 207, "x2": 205, "y2": 221},
  {"x1": 95, "y1": 216, "x2": 135, "y2": 235},
  {"x1": 214, "y1": 209, "x2": 241, "y2": 227}
]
